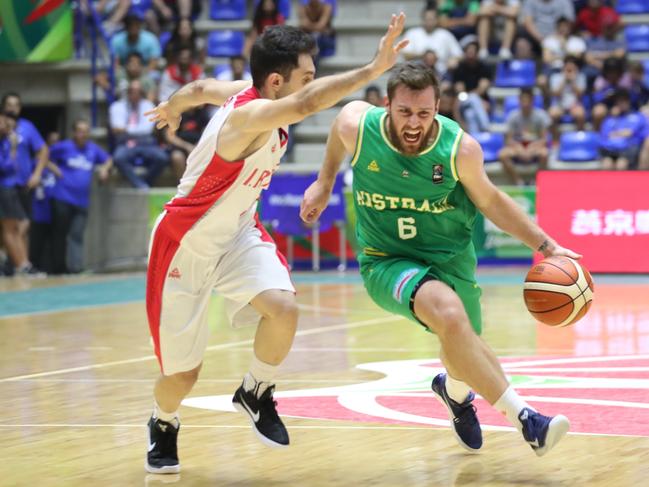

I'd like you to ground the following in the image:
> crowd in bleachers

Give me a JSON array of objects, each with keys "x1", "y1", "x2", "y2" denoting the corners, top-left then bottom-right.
[{"x1": 2, "y1": 0, "x2": 649, "y2": 276}]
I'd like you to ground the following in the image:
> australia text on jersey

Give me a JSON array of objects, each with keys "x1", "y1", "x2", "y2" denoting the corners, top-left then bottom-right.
[{"x1": 355, "y1": 191, "x2": 454, "y2": 214}]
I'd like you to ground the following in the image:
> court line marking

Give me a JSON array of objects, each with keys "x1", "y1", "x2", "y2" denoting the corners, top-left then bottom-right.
[
  {"x1": 0, "y1": 315, "x2": 403, "y2": 383},
  {"x1": 0, "y1": 423, "x2": 644, "y2": 438}
]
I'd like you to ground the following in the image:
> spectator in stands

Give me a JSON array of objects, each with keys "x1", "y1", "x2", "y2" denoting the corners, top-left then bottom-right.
[
  {"x1": 477, "y1": 0, "x2": 519, "y2": 59},
  {"x1": 110, "y1": 12, "x2": 161, "y2": 72},
  {"x1": 164, "y1": 107, "x2": 210, "y2": 181},
  {"x1": 450, "y1": 36, "x2": 492, "y2": 133},
  {"x1": 93, "y1": 0, "x2": 132, "y2": 34},
  {"x1": 419, "y1": 50, "x2": 441, "y2": 78},
  {"x1": 244, "y1": 0, "x2": 286, "y2": 58},
  {"x1": 215, "y1": 55, "x2": 252, "y2": 81},
  {"x1": 548, "y1": 55, "x2": 587, "y2": 142},
  {"x1": 1, "y1": 92, "x2": 49, "y2": 275},
  {"x1": 109, "y1": 80, "x2": 169, "y2": 189},
  {"x1": 599, "y1": 89, "x2": 648, "y2": 170},
  {"x1": 402, "y1": 8, "x2": 463, "y2": 77},
  {"x1": 576, "y1": 0, "x2": 620, "y2": 39},
  {"x1": 438, "y1": 0, "x2": 480, "y2": 41},
  {"x1": 97, "y1": 52, "x2": 157, "y2": 101},
  {"x1": 438, "y1": 88, "x2": 465, "y2": 126},
  {"x1": 364, "y1": 85, "x2": 384, "y2": 107},
  {"x1": 159, "y1": 47, "x2": 204, "y2": 102},
  {"x1": 520, "y1": 0, "x2": 575, "y2": 57},
  {"x1": 629, "y1": 61, "x2": 649, "y2": 113},
  {"x1": 542, "y1": 17, "x2": 586, "y2": 71},
  {"x1": 583, "y1": 16, "x2": 626, "y2": 74},
  {"x1": 48, "y1": 120, "x2": 112, "y2": 274},
  {"x1": 298, "y1": 0, "x2": 336, "y2": 60},
  {"x1": 164, "y1": 18, "x2": 206, "y2": 65},
  {"x1": 592, "y1": 57, "x2": 632, "y2": 130},
  {"x1": 498, "y1": 88, "x2": 550, "y2": 185}
]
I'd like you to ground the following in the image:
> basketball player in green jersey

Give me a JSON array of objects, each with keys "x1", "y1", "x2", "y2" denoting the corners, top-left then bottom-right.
[{"x1": 300, "y1": 62, "x2": 581, "y2": 457}]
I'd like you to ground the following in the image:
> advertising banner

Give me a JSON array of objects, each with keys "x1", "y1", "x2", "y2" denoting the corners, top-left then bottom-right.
[
  {"x1": 472, "y1": 186, "x2": 536, "y2": 261},
  {"x1": 537, "y1": 171, "x2": 649, "y2": 273},
  {"x1": 0, "y1": 0, "x2": 72, "y2": 62}
]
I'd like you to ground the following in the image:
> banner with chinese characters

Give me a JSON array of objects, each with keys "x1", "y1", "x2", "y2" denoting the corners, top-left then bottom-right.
[
  {"x1": 472, "y1": 186, "x2": 535, "y2": 261},
  {"x1": 0, "y1": 0, "x2": 72, "y2": 62},
  {"x1": 537, "y1": 171, "x2": 649, "y2": 273}
]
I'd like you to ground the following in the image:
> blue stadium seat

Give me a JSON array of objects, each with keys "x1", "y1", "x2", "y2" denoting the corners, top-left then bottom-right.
[
  {"x1": 159, "y1": 30, "x2": 172, "y2": 53},
  {"x1": 207, "y1": 30, "x2": 245, "y2": 57},
  {"x1": 625, "y1": 25, "x2": 649, "y2": 52},
  {"x1": 617, "y1": 0, "x2": 649, "y2": 14},
  {"x1": 643, "y1": 59, "x2": 649, "y2": 87},
  {"x1": 213, "y1": 64, "x2": 230, "y2": 77},
  {"x1": 494, "y1": 60, "x2": 536, "y2": 88},
  {"x1": 474, "y1": 132, "x2": 504, "y2": 163},
  {"x1": 558, "y1": 131, "x2": 599, "y2": 162},
  {"x1": 210, "y1": 0, "x2": 247, "y2": 20}
]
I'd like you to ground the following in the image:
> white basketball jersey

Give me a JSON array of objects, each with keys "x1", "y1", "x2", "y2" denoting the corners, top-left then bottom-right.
[{"x1": 159, "y1": 86, "x2": 288, "y2": 257}]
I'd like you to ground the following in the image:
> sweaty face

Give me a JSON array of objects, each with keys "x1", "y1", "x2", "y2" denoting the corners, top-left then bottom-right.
[
  {"x1": 276, "y1": 53, "x2": 316, "y2": 98},
  {"x1": 387, "y1": 85, "x2": 438, "y2": 155}
]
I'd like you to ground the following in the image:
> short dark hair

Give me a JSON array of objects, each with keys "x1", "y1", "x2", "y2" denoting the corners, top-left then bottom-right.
[
  {"x1": 72, "y1": 118, "x2": 89, "y2": 131},
  {"x1": 365, "y1": 85, "x2": 381, "y2": 96},
  {"x1": 1, "y1": 92, "x2": 20, "y2": 108},
  {"x1": 564, "y1": 55, "x2": 580, "y2": 67},
  {"x1": 126, "y1": 51, "x2": 144, "y2": 63},
  {"x1": 520, "y1": 87, "x2": 534, "y2": 98},
  {"x1": 614, "y1": 88, "x2": 631, "y2": 103},
  {"x1": 386, "y1": 62, "x2": 440, "y2": 101},
  {"x1": 250, "y1": 25, "x2": 316, "y2": 89}
]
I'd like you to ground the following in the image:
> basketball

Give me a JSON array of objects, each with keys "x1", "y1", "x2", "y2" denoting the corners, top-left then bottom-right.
[{"x1": 523, "y1": 256, "x2": 594, "y2": 327}]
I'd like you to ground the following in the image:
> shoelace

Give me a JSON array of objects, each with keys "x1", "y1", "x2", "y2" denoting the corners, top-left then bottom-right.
[
  {"x1": 258, "y1": 386, "x2": 281, "y2": 421},
  {"x1": 453, "y1": 402, "x2": 479, "y2": 426}
]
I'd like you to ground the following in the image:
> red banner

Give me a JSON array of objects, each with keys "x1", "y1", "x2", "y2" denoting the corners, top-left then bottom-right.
[{"x1": 537, "y1": 171, "x2": 649, "y2": 273}]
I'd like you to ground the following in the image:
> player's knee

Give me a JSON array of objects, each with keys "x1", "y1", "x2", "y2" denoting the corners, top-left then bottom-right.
[
  {"x1": 434, "y1": 305, "x2": 470, "y2": 338},
  {"x1": 170, "y1": 366, "x2": 201, "y2": 389},
  {"x1": 264, "y1": 294, "x2": 299, "y2": 323}
]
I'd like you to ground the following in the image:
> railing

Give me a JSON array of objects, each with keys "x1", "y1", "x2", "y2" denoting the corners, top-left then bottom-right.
[{"x1": 73, "y1": 0, "x2": 116, "y2": 129}]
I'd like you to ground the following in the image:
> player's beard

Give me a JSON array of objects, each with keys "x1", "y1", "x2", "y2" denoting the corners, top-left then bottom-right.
[{"x1": 387, "y1": 115, "x2": 436, "y2": 155}]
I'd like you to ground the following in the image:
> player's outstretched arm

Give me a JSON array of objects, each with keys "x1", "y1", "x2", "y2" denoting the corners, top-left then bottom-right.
[
  {"x1": 145, "y1": 79, "x2": 251, "y2": 132},
  {"x1": 229, "y1": 13, "x2": 408, "y2": 134},
  {"x1": 300, "y1": 101, "x2": 371, "y2": 223},
  {"x1": 457, "y1": 135, "x2": 582, "y2": 259}
]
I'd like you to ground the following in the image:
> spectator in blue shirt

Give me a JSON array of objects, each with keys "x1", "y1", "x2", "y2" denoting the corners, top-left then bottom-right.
[
  {"x1": 599, "y1": 89, "x2": 647, "y2": 170},
  {"x1": 49, "y1": 119, "x2": 112, "y2": 274},
  {"x1": 110, "y1": 13, "x2": 161, "y2": 72},
  {"x1": 0, "y1": 111, "x2": 39, "y2": 275}
]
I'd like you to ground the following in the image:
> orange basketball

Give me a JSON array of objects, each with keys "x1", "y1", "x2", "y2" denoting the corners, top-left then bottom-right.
[{"x1": 523, "y1": 256, "x2": 594, "y2": 327}]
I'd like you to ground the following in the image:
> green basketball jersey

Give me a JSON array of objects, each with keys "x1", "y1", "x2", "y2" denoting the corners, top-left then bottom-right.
[{"x1": 351, "y1": 107, "x2": 477, "y2": 267}]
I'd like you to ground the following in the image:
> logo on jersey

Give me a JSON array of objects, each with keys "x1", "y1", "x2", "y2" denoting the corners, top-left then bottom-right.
[
  {"x1": 432, "y1": 165, "x2": 444, "y2": 184},
  {"x1": 168, "y1": 267, "x2": 181, "y2": 279},
  {"x1": 368, "y1": 160, "x2": 380, "y2": 172},
  {"x1": 401, "y1": 170, "x2": 410, "y2": 178},
  {"x1": 392, "y1": 268, "x2": 420, "y2": 303}
]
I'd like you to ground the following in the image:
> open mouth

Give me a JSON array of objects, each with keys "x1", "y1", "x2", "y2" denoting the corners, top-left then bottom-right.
[{"x1": 403, "y1": 130, "x2": 421, "y2": 144}]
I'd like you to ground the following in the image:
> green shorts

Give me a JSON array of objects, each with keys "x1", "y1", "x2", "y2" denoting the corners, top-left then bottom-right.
[{"x1": 359, "y1": 254, "x2": 483, "y2": 335}]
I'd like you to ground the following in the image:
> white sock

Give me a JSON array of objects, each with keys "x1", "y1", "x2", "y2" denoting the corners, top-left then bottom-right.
[
  {"x1": 445, "y1": 374, "x2": 472, "y2": 403},
  {"x1": 493, "y1": 386, "x2": 535, "y2": 430},
  {"x1": 243, "y1": 355, "x2": 279, "y2": 397},
  {"x1": 153, "y1": 401, "x2": 179, "y2": 428}
]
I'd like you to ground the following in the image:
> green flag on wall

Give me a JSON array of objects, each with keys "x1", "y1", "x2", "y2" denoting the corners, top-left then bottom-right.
[{"x1": 0, "y1": 0, "x2": 72, "y2": 62}]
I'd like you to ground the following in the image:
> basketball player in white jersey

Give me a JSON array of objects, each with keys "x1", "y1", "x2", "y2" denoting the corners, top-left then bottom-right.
[{"x1": 143, "y1": 15, "x2": 409, "y2": 473}]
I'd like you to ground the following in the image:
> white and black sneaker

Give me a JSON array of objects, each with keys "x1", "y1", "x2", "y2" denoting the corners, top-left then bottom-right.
[
  {"x1": 232, "y1": 383, "x2": 289, "y2": 448},
  {"x1": 145, "y1": 417, "x2": 180, "y2": 474}
]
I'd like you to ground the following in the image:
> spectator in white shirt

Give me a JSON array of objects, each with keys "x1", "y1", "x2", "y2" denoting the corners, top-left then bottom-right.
[
  {"x1": 109, "y1": 80, "x2": 169, "y2": 188},
  {"x1": 401, "y1": 8, "x2": 463, "y2": 76},
  {"x1": 542, "y1": 17, "x2": 586, "y2": 70}
]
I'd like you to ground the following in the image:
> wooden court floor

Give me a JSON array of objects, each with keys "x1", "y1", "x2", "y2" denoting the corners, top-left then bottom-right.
[{"x1": 1, "y1": 269, "x2": 649, "y2": 486}]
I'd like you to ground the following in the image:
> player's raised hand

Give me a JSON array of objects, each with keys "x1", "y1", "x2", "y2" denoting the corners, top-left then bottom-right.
[
  {"x1": 144, "y1": 101, "x2": 181, "y2": 133},
  {"x1": 369, "y1": 13, "x2": 409, "y2": 75},
  {"x1": 300, "y1": 179, "x2": 333, "y2": 224}
]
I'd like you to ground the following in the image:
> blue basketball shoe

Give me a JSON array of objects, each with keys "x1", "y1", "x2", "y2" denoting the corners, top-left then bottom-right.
[
  {"x1": 518, "y1": 407, "x2": 570, "y2": 457},
  {"x1": 432, "y1": 373, "x2": 483, "y2": 452}
]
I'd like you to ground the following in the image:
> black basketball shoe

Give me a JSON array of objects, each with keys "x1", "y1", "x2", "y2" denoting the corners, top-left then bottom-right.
[
  {"x1": 232, "y1": 383, "x2": 289, "y2": 448},
  {"x1": 145, "y1": 416, "x2": 180, "y2": 474}
]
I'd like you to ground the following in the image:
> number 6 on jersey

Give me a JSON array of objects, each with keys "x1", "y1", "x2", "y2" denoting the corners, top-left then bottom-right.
[{"x1": 398, "y1": 217, "x2": 417, "y2": 240}]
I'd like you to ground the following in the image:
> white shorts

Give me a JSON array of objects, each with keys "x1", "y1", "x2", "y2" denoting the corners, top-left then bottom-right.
[{"x1": 146, "y1": 216, "x2": 294, "y2": 376}]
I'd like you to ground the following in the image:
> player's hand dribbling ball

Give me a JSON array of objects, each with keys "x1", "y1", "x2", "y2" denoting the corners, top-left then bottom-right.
[{"x1": 523, "y1": 256, "x2": 594, "y2": 327}]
